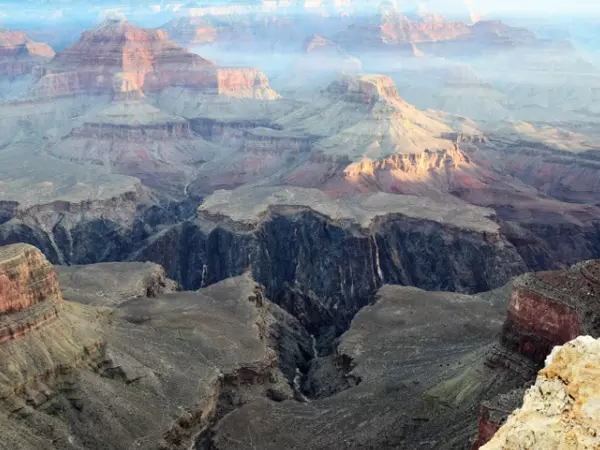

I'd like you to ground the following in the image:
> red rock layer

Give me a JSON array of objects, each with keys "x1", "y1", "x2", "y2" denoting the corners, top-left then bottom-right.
[
  {"x1": 474, "y1": 260, "x2": 600, "y2": 448},
  {"x1": 505, "y1": 285, "x2": 580, "y2": 362},
  {"x1": 0, "y1": 299, "x2": 60, "y2": 344},
  {"x1": 31, "y1": 19, "x2": 275, "y2": 99},
  {"x1": 0, "y1": 31, "x2": 55, "y2": 77},
  {"x1": 0, "y1": 243, "x2": 62, "y2": 315},
  {"x1": 472, "y1": 405, "x2": 502, "y2": 450}
]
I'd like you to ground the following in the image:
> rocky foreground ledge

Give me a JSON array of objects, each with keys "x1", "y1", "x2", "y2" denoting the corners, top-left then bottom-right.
[{"x1": 482, "y1": 336, "x2": 600, "y2": 449}]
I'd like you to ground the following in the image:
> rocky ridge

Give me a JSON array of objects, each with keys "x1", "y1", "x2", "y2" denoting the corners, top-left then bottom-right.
[
  {"x1": 0, "y1": 242, "x2": 311, "y2": 450},
  {"x1": 481, "y1": 336, "x2": 600, "y2": 450},
  {"x1": 0, "y1": 31, "x2": 54, "y2": 78},
  {"x1": 468, "y1": 259, "x2": 600, "y2": 448},
  {"x1": 0, "y1": 244, "x2": 62, "y2": 342},
  {"x1": 30, "y1": 19, "x2": 278, "y2": 100}
]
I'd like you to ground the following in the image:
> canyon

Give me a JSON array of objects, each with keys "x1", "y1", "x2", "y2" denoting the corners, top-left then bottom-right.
[
  {"x1": 0, "y1": 5, "x2": 600, "y2": 449},
  {"x1": 0, "y1": 240, "x2": 597, "y2": 449}
]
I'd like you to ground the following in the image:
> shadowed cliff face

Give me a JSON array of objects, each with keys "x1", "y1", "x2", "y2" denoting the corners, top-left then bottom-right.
[{"x1": 135, "y1": 208, "x2": 525, "y2": 337}]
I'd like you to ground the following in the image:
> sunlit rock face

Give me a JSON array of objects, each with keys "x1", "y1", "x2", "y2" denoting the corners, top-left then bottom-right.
[
  {"x1": 0, "y1": 243, "x2": 62, "y2": 342},
  {"x1": 501, "y1": 261, "x2": 600, "y2": 364},
  {"x1": 471, "y1": 259, "x2": 600, "y2": 448},
  {"x1": 0, "y1": 31, "x2": 55, "y2": 78},
  {"x1": 0, "y1": 243, "x2": 61, "y2": 315},
  {"x1": 481, "y1": 336, "x2": 600, "y2": 450},
  {"x1": 29, "y1": 19, "x2": 278, "y2": 100}
]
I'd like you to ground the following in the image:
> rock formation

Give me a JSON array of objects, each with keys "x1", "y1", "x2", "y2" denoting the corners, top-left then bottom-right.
[
  {"x1": 137, "y1": 185, "x2": 527, "y2": 336},
  {"x1": 0, "y1": 244, "x2": 62, "y2": 342},
  {"x1": 44, "y1": 71, "x2": 223, "y2": 192},
  {"x1": 336, "y1": 13, "x2": 536, "y2": 55},
  {"x1": 501, "y1": 261, "x2": 600, "y2": 363},
  {"x1": 161, "y1": 16, "x2": 217, "y2": 44},
  {"x1": 467, "y1": 259, "x2": 600, "y2": 448},
  {"x1": 201, "y1": 277, "x2": 512, "y2": 449},
  {"x1": 56, "y1": 261, "x2": 177, "y2": 307},
  {"x1": 30, "y1": 18, "x2": 278, "y2": 101},
  {"x1": 0, "y1": 31, "x2": 54, "y2": 78},
  {"x1": 0, "y1": 243, "x2": 311, "y2": 449},
  {"x1": 481, "y1": 336, "x2": 600, "y2": 450}
]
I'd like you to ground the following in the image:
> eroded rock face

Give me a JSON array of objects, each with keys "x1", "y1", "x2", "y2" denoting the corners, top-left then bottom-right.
[
  {"x1": 0, "y1": 249, "x2": 309, "y2": 450},
  {"x1": 137, "y1": 186, "x2": 526, "y2": 335},
  {"x1": 0, "y1": 31, "x2": 54, "y2": 77},
  {"x1": 482, "y1": 336, "x2": 600, "y2": 450},
  {"x1": 501, "y1": 261, "x2": 600, "y2": 364},
  {"x1": 56, "y1": 261, "x2": 177, "y2": 307},
  {"x1": 0, "y1": 243, "x2": 61, "y2": 314},
  {"x1": 470, "y1": 260, "x2": 600, "y2": 448},
  {"x1": 30, "y1": 19, "x2": 278, "y2": 100}
]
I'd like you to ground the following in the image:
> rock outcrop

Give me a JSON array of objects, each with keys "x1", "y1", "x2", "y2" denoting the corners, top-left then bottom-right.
[
  {"x1": 0, "y1": 243, "x2": 61, "y2": 314},
  {"x1": 481, "y1": 336, "x2": 600, "y2": 450},
  {"x1": 0, "y1": 244, "x2": 62, "y2": 343},
  {"x1": 137, "y1": 185, "x2": 526, "y2": 335},
  {"x1": 0, "y1": 31, "x2": 54, "y2": 78},
  {"x1": 0, "y1": 244, "x2": 310, "y2": 449},
  {"x1": 336, "y1": 13, "x2": 536, "y2": 55},
  {"x1": 56, "y1": 261, "x2": 177, "y2": 307},
  {"x1": 469, "y1": 259, "x2": 600, "y2": 448},
  {"x1": 30, "y1": 19, "x2": 278, "y2": 100},
  {"x1": 501, "y1": 260, "x2": 600, "y2": 364}
]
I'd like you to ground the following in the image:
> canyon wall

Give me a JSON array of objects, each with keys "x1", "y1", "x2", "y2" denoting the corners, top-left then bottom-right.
[
  {"x1": 0, "y1": 243, "x2": 62, "y2": 343},
  {"x1": 481, "y1": 336, "x2": 600, "y2": 450},
  {"x1": 472, "y1": 259, "x2": 600, "y2": 448},
  {"x1": 136, "y1": 208, "x2": 526, "y2": 334}
]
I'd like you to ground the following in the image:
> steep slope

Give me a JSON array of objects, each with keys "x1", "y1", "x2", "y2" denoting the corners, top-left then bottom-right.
[
  {"x1": 481, "y1": 336, "x2": 600, "y2": 450},
  {"x1": 31, "y1": 18, "x2": 278, "y2": 100},
  {"x1": 0, "y1": 19, "x2": 281, "y2": 196},
  {"x1": 265, "y1": 74, "x2": 498, "y2": 196},
  {"x1": 0, "y1": 243, "x2": 310, "y2": 450},
  {"x1": 44, "y1": 72, "x2": 225, "y2": 192},
  {"x1": 0, "y1": 31, "x2": 54, "y2": 100},
  {"x1": 198, "y1": 259, "x2": 600, "y2": 450}
]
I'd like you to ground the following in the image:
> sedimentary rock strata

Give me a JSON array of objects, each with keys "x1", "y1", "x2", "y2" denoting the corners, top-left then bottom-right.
[
  {"x1": 481, "y1": 336, "x2": 600, "y2": 450},
  {"x1": 205, "y1": 282, "x2": 510, "y2": 450},
  {"x1": 0, "y1": 244, "x2": 62, "y2": 344},
  {"x1": 468, "y1": 259, "x2": 600, "y2": 448},
  {"x1": 138, "y1": 185, "x2": 526, "y2": 335},
  {"x1": 30, "y1": 19, "x2": 278, "y2": 101},
  {"x1": 0, "y1": 31, "x2": 54, "y2": 78},
  {"x1": 0, "y1": 246, "x2": 310, "y2": 450},
  {"x1": 0, "y1": 243, "x2": 61, "y2": 314},
  {"x1": 56, "y1": 261, "x2": 177, "y2": 307},
  {"x1": 501, "y1": 260, "x2": 600, "y2": 363}
]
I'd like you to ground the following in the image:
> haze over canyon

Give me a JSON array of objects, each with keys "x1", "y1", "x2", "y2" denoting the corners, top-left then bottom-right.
[{"x1": 0, "y1": 1, "x2": 599, "y2": 449}]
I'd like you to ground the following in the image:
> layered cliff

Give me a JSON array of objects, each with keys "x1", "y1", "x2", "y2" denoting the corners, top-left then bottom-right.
[
  {"x1": 43, "y1": 72, "x2": 221, "y2": 191},
  {"x1": 468, "y1": 259, "x2": 600, "y2": 448},
  {"x1": 136, "y1": 186, "x2": 527, "y2": 335},
  {"x1": 0, "y1": 31, "x2": 54, "y2": 78},
  {"x1": 0, "y1": 248, "x2": 310, "y2": 449},
  {"x1": 30, "y1": 19, "x2": 278, "y2": 100},
  {"x1": 0, "y1": 244, "x2": 62, "y2": 344},
  {"x1": 482, "y1": 336, "x2": 600, "y2": 450},
  {"x1": 0, "y1": 243, "x2": 61, "y2": 314},
  {"x1": 336, "y1": 14, "x2": 536, "y2": 55}
]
